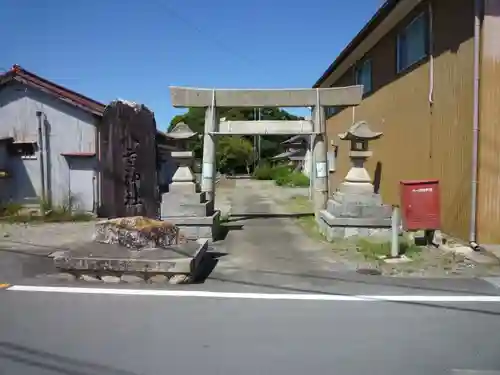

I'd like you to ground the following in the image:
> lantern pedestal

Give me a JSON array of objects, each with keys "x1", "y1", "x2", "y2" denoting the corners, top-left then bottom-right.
[
  {"x1": 160, "y1": 123, "x2": 220, "y2": 242},
  {"x1": 317, "y1": 121, "x2": 393, "y2": 240}
]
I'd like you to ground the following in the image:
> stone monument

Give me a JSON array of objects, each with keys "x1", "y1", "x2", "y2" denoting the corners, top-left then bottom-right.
[
  {"x1": 99, "y1": 100, "x2": 158, "y2": 218},
  {"x1": 317, "y1": 120, "x2": 392, "y2": 240},
  {"x1": 160, "y1": 122, "x2": 220, "y2": 241},
  {"x1": 52, "y1": 215, "x2": 209, "y2": 284},
  {"x1": 51, "y1": 103, "x2": 210, "y2": 285}
]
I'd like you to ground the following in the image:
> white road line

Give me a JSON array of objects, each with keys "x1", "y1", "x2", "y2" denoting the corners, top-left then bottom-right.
[{"x1": 7, "y1": 285, "x2": 500, "y2": 302}]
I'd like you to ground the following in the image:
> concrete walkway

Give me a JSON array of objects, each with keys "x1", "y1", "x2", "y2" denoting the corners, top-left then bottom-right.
[{"x1": 212, "y1": 180, "x2": 350, "y2": 283}]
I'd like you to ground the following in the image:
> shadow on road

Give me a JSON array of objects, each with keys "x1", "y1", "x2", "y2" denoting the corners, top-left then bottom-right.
[
  {"x1": 208, "y1": 274, "x2": 500, "y2": 317},
  {"x1": 193, "y1": 253, "x2": 221, "y2": 284},
  {"x1": 0, "y1": 342, "x2": 140, "y2": 375},
  {"x1": 227, "y1": 212, "x2": 313, "y2": 222},
  {"x1": 214, "y1": 223, "x2": 244, "y2": 241},
  {"x1": 210, "y1": 266, "x2": 499, "y2": 297}
]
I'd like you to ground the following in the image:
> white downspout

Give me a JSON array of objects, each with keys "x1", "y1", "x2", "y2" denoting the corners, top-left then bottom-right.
[
  {"x1": 469, "y1": 0, "x2": 482, "y2": 248},
  {"x1": 428, "y1": 1, "x2": 434, "y2": 105},
  {"x1": 309, "y1": 107, "x2": 314, "y2": 200}
]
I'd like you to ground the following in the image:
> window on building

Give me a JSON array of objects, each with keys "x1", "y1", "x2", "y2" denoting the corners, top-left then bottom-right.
[
  {"x1": 397, "y1": 13, "x2": 428, "y2": 72},
  {"x1": 355, "y1": 59, "x2": 373, "y2": 95},
  {"x1": 7, "y1": 141, "x2": 38, "y2": 159},
  {"x1": 325, "y1": 106, "x2": 349, "y2": 119},
  {"x1": 325, "y1": 107, "x2": 338, "y2": 119}
]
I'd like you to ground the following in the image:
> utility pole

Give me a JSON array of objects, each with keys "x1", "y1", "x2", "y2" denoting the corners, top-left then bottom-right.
[
  {"x1": 253, "y1": 108, "x2": 257, "y2": 171},
  {"x1": 257, "y1": 108, "x2": 261, "y2": 164}
]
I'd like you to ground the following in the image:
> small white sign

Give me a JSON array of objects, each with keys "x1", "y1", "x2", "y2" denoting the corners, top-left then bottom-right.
[
  {"x1": 202, "y1": 163, "x2": 213, "y2": 178},
  {"x1": 316, "y1": 162, "x2": 327, "y2": 178},
  {"x1": 412, "y1": 188, "x2": 433, "y2": 193},
  {"x1": 327, "y1": 151, "x2": 335, "y2": 172}
]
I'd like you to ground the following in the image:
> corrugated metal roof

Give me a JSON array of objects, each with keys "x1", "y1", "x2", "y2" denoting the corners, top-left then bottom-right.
[{"x1": 0, "y1": 65, "x2": 105, "y2": 116}]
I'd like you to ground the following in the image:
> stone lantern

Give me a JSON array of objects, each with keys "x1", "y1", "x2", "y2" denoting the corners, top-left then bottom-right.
[
  {"x1": 317, "y1": 120, "x2": 391, "y2": 240},
  {"x1": 160, "y1": 122, "x2": 220, "y2": 242},
  {"x1": 338, "y1": 120, "x2": 383, "y2": 194},
  {"x1": 164, "y1": 122, "x2": 197, "y2": 188}
]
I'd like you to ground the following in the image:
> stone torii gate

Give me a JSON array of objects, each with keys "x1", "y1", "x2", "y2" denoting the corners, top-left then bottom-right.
[{"x1": 168, "y1": 86, "x2": 363, "y2": 218}]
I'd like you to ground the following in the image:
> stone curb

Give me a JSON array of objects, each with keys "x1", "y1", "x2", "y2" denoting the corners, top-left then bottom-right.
[{"x1": 49, "y1": 239, "x2": 210, "y2": 285}]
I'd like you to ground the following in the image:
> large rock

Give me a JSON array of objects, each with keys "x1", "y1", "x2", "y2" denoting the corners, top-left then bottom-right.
[{"x1": 92, "y1": 216, "x2": 184, "y2": 249}]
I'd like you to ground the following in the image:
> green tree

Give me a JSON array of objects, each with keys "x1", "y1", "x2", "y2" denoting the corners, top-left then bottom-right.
[{"x1": 217, "y1": 136, "x2": 254, "y2": 174}]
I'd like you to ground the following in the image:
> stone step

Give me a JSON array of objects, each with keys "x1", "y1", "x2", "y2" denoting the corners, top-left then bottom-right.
[
  {"x1": 51, "y1": 239, "x2": 209, "y2": 278},
  {"x1": 161, "y1": 191, "x2": 207, "y2": 206},
  {"x1": 332, "y1": 191, "x2": 384, "y2": 205},
  {"x1": 327, "y1": 199, "x2": 392, "y2": 218},
  {"x1": 320, "y1": 210, "x2": 392, "y2": 227},
  {"x1": 162, "y1": 211, "x2": 221, "y2": 242},
  {"x1": 168, "y1": 183, "x2": 201, "y2": 195},
  {"x1": 180, "y1": 202, "x2": 211, "y2": 216},
  {"x1": 167, "y1": 201, "x2": 211, "y2": 217}
]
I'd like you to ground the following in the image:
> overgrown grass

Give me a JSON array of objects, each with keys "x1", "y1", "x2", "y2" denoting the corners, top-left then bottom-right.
[
  {"x1": 283, "y1": 196, "x2": 423, "y2": 261},
  {"x1": 284, "y1": 196, "x2": 323, "y2": 240},
  {"x1": 219, "y1": 212, "x2": 230, "y2": 223},
  {"x1": 1, "y1": 202, "x2": 23, "y2": 217},
  {"x1": 253, "y1": 163, "x2": 275, "y2": 180},
  {"x1": 356, "y1": 238, "x2": 421, "y2": 261},
  {"x1": 275, "y1": 171, "x2": 310, "y2": 187},
  {"x1": 253, "y1": 163, "x2": 310, "y2": 187},
  {"x1": 0, "y1": 201, "x2": 94, "y2": 224},
  {"x1": 0, "y1": 211, "x2": 95, "y2": 224}
]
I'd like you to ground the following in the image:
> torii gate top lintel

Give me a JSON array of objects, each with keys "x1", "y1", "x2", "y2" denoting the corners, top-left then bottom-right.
[{"x1": 169, "y1": 86, "x2": 363, "y2": 108}]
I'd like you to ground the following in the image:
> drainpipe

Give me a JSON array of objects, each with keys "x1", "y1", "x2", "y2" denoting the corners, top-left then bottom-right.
[
  {"x1": 35, "y1": 111, "x2": 46, "y2": 205},
  {"x1": 92, "y1": 175, "x2": 97, "y2": 214},
  {"x1": 428, "y1": 1, "x2": 434, "y2": 105},
  {"x1": 94, "y1": 121, "x2": 101, "y2": 214},
  {"x1": 469, "y1": 0, "x2": 482, "y2": 249},
  {"x1": 308, "y1": 107, "x2": 314, "y2": 200}
]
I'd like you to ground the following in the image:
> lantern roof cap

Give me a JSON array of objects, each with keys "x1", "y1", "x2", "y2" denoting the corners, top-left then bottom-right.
[
  {"x1": 165, "y1": 121, "x2": 197, "y2": 140},
  {"x1": 338, "y1": 120, "x2": 382, "y2": 141}
]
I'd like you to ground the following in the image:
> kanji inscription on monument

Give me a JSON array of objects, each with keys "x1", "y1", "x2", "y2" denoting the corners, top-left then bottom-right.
[{"x1": 99, "y1": 100, "x2": 158, "y2": 218}]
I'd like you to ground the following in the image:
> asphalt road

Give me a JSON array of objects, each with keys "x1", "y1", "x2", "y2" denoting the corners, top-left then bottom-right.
[
  {"x1": 1, "y1": 282, "x2": 500, "y2": 375},
  {"x1": 1, "y1": 227, "x2": 500, "y2": 374},
  {"x1": 1, "y1": 179, "x2": 500, "y2": 375}
]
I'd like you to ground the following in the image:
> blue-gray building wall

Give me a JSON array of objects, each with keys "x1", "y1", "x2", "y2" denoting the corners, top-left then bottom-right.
[{"x1": 0, "y1": 82, "x2": 98, "y2": 211}]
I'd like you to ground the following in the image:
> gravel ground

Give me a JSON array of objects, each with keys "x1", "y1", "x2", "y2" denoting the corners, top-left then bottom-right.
[
  {"x1": 2, "y1": 178, "x2": 499, "y2": 279},
  {"x1": 264, "y1": 182, "x2": 500, "y2": 278},
  {"x1": 0, "y1": 177, "x2": 238, "y2": 256}
]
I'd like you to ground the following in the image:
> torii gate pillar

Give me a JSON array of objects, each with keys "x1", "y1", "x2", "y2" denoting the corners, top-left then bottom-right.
[
  {"x1": 202, "y1": 104, "x2": 217, "y2": 202},
  {"x1": 312, "y1": 105, "x2": 328, "y2": 220}
]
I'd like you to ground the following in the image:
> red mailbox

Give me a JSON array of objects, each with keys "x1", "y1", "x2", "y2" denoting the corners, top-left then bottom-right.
[{"x1": 400, "y1": 179, "x2": 440, "y2": 231}]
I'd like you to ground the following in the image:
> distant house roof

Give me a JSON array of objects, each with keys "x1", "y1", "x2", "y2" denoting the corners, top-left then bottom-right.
[
  {"x1": 60, "y1": 152, "x2": 96, "y2": 157},
  {"x1": 0, "y1": 65, "x2": 105, "y2": 116},
  {"x1": 272, "y1": 148, "x2": 307, "y2": 161},
  {"x1": 281, "y1": 135, "x2": 309, "y2": 145},
  {"x1": 313, "y1": 0, "x2": 420, "y2": 88}
]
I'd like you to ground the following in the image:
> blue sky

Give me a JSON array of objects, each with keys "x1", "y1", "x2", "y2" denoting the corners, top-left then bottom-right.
[{"x1": 1, "y1": 0, "x2": 381, "y2": 130}]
